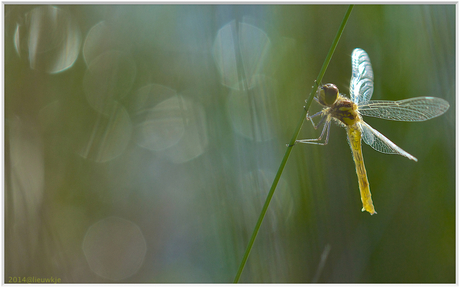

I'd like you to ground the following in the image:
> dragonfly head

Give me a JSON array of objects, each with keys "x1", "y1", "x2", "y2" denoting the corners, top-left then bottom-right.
[{"x1": 318, "y1": 83, "x2": 339, "y2": 106}]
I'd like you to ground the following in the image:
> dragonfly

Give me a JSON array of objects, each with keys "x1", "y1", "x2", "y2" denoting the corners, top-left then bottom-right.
[{"x1": 296, "y1": 48, "x2": 450, "y2": 215}]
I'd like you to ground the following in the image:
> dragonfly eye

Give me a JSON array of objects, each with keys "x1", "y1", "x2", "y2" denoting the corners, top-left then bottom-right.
[{"x1": 319, "y1": 83, "x2": 339, "y2": 106}]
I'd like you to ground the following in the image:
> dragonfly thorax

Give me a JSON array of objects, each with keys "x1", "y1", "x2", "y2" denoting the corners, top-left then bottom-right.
[{"x1": 329, "y1": 95, "x2": 359, "y2": 126}]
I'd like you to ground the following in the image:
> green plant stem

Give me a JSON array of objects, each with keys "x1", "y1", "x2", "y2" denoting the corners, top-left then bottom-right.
[{"x1": 233, "y1": 5, "x2": 354, "y2": 283}]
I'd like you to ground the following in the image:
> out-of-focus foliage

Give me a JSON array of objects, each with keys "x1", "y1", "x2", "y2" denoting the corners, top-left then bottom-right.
[{"x1": 5, "y1": 5, "x2": 455, "y2": 283}]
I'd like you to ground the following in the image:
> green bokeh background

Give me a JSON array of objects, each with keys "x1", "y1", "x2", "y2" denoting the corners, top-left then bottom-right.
[{"x1": 5, "y1": 4, "x2": 455, "y2": 283}]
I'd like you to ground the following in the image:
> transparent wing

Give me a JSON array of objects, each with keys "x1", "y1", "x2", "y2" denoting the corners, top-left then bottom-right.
[
  {"x1": 358, "y1": 96, "x2": 450, "y2": 121},
  {"x1": 350, "y1": 48, "x2": 374, "y2": 105},
  {"x1": 360, "y1": 121, "x2": 417, "y2": 161}
]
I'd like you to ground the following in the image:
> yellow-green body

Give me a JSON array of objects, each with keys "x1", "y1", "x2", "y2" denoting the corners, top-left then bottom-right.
[{"x1": 347, "y1": 124, "x2": 376, "y2": 215}]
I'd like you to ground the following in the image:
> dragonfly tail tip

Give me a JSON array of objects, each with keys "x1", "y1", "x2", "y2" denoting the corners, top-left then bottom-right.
[{"x1": 362, "y1": 207, "x2": 377, "y2": 215}]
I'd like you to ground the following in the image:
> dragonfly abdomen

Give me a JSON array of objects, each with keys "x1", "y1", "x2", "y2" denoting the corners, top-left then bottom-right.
[{"x1": 347, "y1": 125, "x2": 376, "y2": 215}]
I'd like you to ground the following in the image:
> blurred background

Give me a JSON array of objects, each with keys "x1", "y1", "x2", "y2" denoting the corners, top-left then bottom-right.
[{"x1": 4, "y1": 4, "x2": 455, "y2": 283}]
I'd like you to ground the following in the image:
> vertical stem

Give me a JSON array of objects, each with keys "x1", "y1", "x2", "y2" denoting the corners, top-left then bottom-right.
[{"x1": 233, "y1": 5, "x2": 354, "y2": 283}]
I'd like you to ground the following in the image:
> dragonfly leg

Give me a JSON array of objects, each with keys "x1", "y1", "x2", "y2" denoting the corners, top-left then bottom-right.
[
  {"x1": 309, "y1": 113, "x2": 326, "y2": 130},
  {"x1": 296, "y1": 120, "x2": 331, "y2": 145},
  {"x1": 287, "y1": 110, "x2": 325, "y2": 147},
  {"x1": 304, "y1": 109, "x2": 325, "y2": 130}
]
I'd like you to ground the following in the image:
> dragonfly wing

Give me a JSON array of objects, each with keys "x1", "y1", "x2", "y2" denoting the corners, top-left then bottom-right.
[
  {"x1": 358, "y1": 96, "x2": 450, "y2": 121},
  {"x1": 360, "y1": 121, "x2": 417, "y2": 161},
  {"x1": 350, "y1": 48, "x2": 374, "y2": 105}
]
